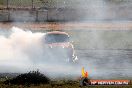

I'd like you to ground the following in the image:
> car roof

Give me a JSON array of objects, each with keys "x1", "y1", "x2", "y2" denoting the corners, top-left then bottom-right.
[{"x1": 46, "y1": 31, "x2": 69, "y2": 36}]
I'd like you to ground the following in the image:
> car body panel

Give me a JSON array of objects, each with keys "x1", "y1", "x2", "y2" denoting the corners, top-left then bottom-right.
[{"x1": 43, "y1": 31, "x2": 78, "y2": 63}]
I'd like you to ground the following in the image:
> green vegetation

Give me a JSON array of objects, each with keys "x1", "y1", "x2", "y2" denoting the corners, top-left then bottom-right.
[
  {"x1": 4, "y1": 71, "x2": 50, "y2": 85},
  {"x1": 0, "y1": 71, "x2": 132, "y2": 88},
  {"x1": 0, "y1": 80, "x2": 132, "y2": 88},
  {"x1": 0, "y1": 0, "x2": 3, "y2": 5}
]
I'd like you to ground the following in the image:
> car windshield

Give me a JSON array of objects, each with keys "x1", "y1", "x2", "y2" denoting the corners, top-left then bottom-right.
[{"x1": 45, "y1": 33, "x2": 69, "y2": 44}]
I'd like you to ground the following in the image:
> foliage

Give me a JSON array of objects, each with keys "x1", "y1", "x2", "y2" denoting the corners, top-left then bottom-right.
[
  {"x1": 4, "y1": 70, "x2": 50, "y2": 85},
  {"x1": 0, "y1": 0, "x2": 4, "y2": 5}
]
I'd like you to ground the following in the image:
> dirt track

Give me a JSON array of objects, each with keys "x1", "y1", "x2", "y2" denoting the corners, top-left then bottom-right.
[{"x1": 1, "y1": 22, "x2": 132, "y2": 30}]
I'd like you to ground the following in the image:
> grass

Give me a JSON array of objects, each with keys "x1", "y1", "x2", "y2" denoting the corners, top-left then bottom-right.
[
  {"x1": 0, "y1": 80, "x2": 132, "y2": 88},
  {"x1": 0, "y1": 71, "x2": 132, "y2": 88}
]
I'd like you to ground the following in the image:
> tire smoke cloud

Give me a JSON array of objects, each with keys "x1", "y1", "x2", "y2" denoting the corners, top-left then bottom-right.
[{"x1": 0, "y1": 27, "x2": 81, "y2": 79}]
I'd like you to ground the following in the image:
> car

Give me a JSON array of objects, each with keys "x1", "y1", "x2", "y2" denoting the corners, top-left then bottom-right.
[{"x1": 43, "y1": 31, "x2": 78, "y2": 63}]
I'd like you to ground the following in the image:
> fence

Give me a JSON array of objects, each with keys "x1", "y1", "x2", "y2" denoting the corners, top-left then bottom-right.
[
  {"x1": 0, "y1": 0, "x2": 51, "y2": 9},
  {"x1": 0, "y1": 0, "x2": 75, "y2": 9},
  {"x1": 0, "y1": 0, "x2": 132, "y2": 22},
  {"x1": 0, "y1": 0, "x2": 75, "y2": 22}
]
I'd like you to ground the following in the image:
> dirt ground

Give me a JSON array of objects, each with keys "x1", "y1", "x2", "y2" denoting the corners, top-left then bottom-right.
[{"x1": 1, "y1": 22, "x2": 132, "y2": 30}]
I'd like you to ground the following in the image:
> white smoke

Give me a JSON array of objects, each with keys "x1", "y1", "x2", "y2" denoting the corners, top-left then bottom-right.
[
  {"x1": 0, "y1": 27, "x2": 43, "y2": 72},
  {"x1": 0, "y1": 26, "x2": 82, "y2": 78},
  {"x1": 0, "y1": 26, "x2": 132, "y2": 79}
]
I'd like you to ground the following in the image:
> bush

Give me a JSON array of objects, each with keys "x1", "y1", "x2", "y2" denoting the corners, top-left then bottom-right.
[{"x1": 4, "y1": 70, "x2": 50, "y2": 85}]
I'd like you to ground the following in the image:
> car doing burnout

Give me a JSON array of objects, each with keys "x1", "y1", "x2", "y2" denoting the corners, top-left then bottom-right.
[{"x1": 43, "y1": 31, "x2": 78, "y2": 63}]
